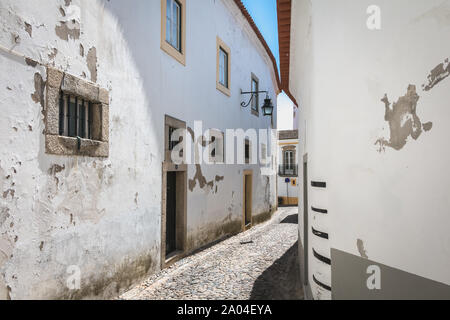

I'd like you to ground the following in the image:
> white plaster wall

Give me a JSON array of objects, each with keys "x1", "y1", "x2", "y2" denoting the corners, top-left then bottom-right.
[
  {"x1": 277, "y1": 177, "x2": 298, "y2": 199},
  {"x1": 291, "y1": 0, "x2": 450, "y2": 299},
  {"x1": 0, "y1": 0, "x2": 278, "y2": 299}
]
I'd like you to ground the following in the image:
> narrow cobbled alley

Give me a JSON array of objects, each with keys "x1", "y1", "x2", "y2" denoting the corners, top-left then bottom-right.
[{"x1": 120, "y1": 207, "x2": 304, "y2": 300}]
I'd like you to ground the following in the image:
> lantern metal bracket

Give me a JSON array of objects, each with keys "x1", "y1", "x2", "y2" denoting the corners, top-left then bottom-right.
[{"x1": 240, "y1": 90, "x2": 268, "y2": 108}]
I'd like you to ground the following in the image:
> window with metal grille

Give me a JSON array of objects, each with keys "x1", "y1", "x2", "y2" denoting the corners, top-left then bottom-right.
[
  {"x1": 168, "y1": 126, "x2": 182, "y2": 151},
  {"x1": 58, "y1": 93, "x2": 94, "y2": 139}
]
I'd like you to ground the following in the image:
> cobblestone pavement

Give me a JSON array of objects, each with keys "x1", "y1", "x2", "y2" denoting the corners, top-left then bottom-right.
[{"x1": 120, "y1": 207, "x2": 304, "y2": 300}]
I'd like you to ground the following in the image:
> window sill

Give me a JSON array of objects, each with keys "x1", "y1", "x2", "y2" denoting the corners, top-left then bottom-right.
[
  {"x1": 45, "y1": 135, "x2": 109, "y2": 158},
  {"x1": 161, "y1": 42, "x2": 186, "y2": 66},
  {"x1": 216, "y1": 83, "x2": 231, "y2": 97},
  {"x1": 251, "y1": 109, "x2": 259, "y2": 117}
]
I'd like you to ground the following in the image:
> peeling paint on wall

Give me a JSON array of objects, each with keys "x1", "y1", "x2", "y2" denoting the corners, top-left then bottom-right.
[
  {"x1": 31, "y1": 72, "x2": 45, "y2": 108},
  {"x1": 55, "y1": 2, "x2": 81, "y2": 41},
  {"x1": 24, "y1": 22, "x2": 32, "y2": 37},
  {"x1": 375, "y1": 85, "x2": 430, "y2": 152},
  {"x1": 79, "y1": 44, "x2": 84, "y2": 57},
  {"x1": 376, "y1": 58, "x2": 450, "y2": 152},
  {"x1": 188, "y1": 165, "x2": 224, "y2": 194},
  {"x1": 48, "y1": 48, "x2": 58, "y2": 61},
  {"x1": 87, "y1": 47, "x2": 98, "y2": 83},
  {"x1": 357, "y1": 239, "x2": 368, "y2": 259},
  {"x1": 423, "y1": 58, "x2": 450, "y2": 91}
]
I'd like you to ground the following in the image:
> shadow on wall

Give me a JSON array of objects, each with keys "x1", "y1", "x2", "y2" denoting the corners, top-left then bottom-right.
[{"x1": 249, "y1": 241, "x2": 304, "y2": 300}]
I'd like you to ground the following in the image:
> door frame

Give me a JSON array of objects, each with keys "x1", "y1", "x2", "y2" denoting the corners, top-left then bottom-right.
[
  {"x1": 161, "y1": 115, "x2": 188, "y2": 269},
  {"x1": 161, "y1": 165, "x2": 187, "y2": 268},
  {"x1": 242, "y1": 170, "x2": 253, "y2": 231},
  {"x1": 302, "y1": 154, "x2": 309, "y2": 286}
]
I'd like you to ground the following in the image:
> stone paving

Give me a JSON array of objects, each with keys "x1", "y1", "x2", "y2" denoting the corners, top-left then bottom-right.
[{"x1": 120, "y1": 207, "x2": 304, "y2": 300}]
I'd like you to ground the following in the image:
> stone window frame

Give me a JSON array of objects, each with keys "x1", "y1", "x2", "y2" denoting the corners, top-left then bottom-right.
[
  {"x1": 216, "y1": 36, "x2": 231, "y2": 97},
  {"x1": 161, "y1": 0, "x2": 186, "y2": 66},
  {"x1": 45, "y1": 67, "x2": 109, "y2": 158}
]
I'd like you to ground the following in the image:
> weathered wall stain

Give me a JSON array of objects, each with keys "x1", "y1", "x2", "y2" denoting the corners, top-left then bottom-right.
[
  {"x1": 25, "y1": 58, "x2": 38, "y2": 67},
  {"x1": 376, "y1": 58, "x2": 450, "y2": 152},
  {"x1": 55, "y1": 22, "x2": 80, "y2": 41},
  {"x1": 48, "y1": 164, "x2": 65, "y2": 187},
  {"x1": 187, "y1": 219, "x2": 242, "y2": 252},
  {"x1": 357, "y1": 239, "x2": 368, "y2": 259},
  {"x1": 48, "y1": 48, "x2": 58, "y2": 61},
  {"x1": 188, "y1": 165, "x2": 224, "y2": 194},
  {"x1": 79, "y1": 44, "x2": 84, "y2": 57},
  {"x1": 423, "y1": 122, "x2": 433, "y2": 132},
  {"x1": 189, "y1": 165, "x2": 213, "y2": 192},
  {"x1": 423, "y1": 58, "x2": 449, "y2": 91},
  {"x1": 31, "y1": 72, "x2": 45, "y2": 109},
  {"x1": 24, "y1": 22, "x2": 32, "y2": 37},
  {"x1": 375, "y1": 85, "x2": 430, "y2": 152},
  {"x1": 2, "y1": 189, "x2": 15, "y2": 200},
  {"x1": 87, "y1": 47, "x2": 98, "y2": 83},
  {"x1": 55, "y1": 2, "x2": 81, "y2": 41}
]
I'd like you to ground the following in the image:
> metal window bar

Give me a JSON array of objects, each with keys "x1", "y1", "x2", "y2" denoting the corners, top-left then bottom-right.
[
  {"x1": 78, "y1": 99, "x2": 86, "y2": 138},
  {"x1": 67, "y1": 95, "x2": 76, "y2": 137},
  {"x1": 60, "y1": 93, "x2": 94, "y2": 140},
  {"x1": 278, "y1": 165, "x2": 298, "y2": 176},
  {"x1": 168, "y1": 127, "x2": 180, "y2": 151},
  {"x1": 59, "y1": 91, "x2": 65, "y2": 136}
]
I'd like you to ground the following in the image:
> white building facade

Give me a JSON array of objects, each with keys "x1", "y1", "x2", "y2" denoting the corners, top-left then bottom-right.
[
  {"x1": 279, "y1": 0, "x2": 450, "y2": 299},
  {"x1": 277, "y1": 130, "x2": 299, "y2": 206},
  {"x1": 0, "y1": 0, "x2": 279, "y2": 299}
]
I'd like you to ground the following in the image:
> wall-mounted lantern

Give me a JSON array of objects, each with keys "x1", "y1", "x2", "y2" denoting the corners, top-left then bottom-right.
[{"x1": 240, "y1": 89, "x2": 274, "y2": 117}]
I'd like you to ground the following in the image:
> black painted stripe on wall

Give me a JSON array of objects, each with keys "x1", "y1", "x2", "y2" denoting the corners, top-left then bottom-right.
[
  {"x1": 311, "y1": 181, "x2": 326, "y2": 188},
  {"x1": 311, "y1": 206, "x2": 328, "y2": 214},
  {"x1": 312, "y1": 227, "x2": 329, "y2": 240},
  {"x1": 313, "y1": 249, "x2": 331, "y2": 265},
  {"x1": 313, "y1": 275, "x2": 332, "y2": 292}
]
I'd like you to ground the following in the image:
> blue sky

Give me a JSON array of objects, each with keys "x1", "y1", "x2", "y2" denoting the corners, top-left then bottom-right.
[
  {"x1": 241, "y1": 0, "x2": 294, "y2": 129},
  {"x1": 241, "y1": 0, "x2": 280, "y2": 68}
]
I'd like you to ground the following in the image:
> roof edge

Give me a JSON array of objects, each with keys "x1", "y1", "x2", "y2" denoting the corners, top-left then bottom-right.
[
  {"x1": 276, "y1": 0, "x2": 298, "y2": 107},
  {"x1": 232, "y1": 0, "x2": 281, "y2": 93}
]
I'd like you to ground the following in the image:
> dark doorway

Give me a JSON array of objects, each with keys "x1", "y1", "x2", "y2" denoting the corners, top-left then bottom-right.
[
  {"x1": 166, "y1": 171, "x2": 177, "y2": 256},
  {"x1": 244, "y1": 172, "x2": 253, "y2": 228}
]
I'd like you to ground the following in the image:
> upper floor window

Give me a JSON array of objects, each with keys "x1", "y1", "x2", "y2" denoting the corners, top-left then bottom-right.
[
  {"x1": 216, "y1": 37, "x2": 231, "y2": 96},
  {"x1": 251, "y1": 74, "x2": 259, "y2": 116},
  {"x1": 161, "y1": 0, "x2": 186, "y2": 65},
  {"x1": 219, "y1": 48, "x2": 228, "y2": 88},
  {"x1": 166, "y1": 0, "x2": 181, "y2": 51},
  {"x1": 284, "y1": 150, "x2": 294, "y2": 170}
]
